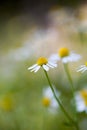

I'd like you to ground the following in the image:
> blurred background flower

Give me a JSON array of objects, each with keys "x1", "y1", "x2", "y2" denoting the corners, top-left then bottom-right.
[
  {"x1": 49, "y1": 47, "x2": 81, "y2": 63},
  {"x1": 75, "y1": 89, "x2": 87, "y2": 113},
  {"x1": 0, "y1": 94, "x2": 14, "y2": 111},
  {"x1": 42, "y1": 86, "x2": 60, "y2": 113}
]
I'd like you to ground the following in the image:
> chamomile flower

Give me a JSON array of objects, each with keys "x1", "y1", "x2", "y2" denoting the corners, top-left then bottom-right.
[
  {"x1": 28, "y1": 57, "x2": 57, "y2": 73},
  {"x1": 77, "y1": 62, "x2": 87, "y2": 73},
  {"x1": 49, "y1": 48, "x2": 81, "y2": 63},
  {"x1": 75, "y1": 89, "x2": 87, "y2": 112},
  {"x1": 42, "y1": 86, "x2": 60, "y2": 113}
]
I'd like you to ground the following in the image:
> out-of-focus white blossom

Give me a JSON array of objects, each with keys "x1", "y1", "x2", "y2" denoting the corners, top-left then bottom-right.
[
  {"x1": 42, "y1": 86, "x2": 60, "y2": 113},
  {"x1": 75, "y1": 89, "x2": 87, "y2": 112},
  {"x1": 49, "y1": 48, "x2": 81, "y2": 64}
]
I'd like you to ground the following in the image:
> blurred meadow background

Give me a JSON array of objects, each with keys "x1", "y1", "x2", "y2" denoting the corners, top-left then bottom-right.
[{"x1": 0, "y1": 0, "x2": 87, "y2": 130}]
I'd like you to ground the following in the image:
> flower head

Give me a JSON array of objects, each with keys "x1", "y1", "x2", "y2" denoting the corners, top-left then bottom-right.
[
  {"x1": 49, "y1": 47, "x2": 81, "y2": 63},
  {"x1": 42, "y1": 86, "x2": 60, "y2": 113},
  {"x1": 28, "y1": 57, "x2": 57, "y2": 72},
  {"x1": 77, "y1": 62, "x2": 87, "y2": 73},
  {"x1": 37, "y1": 57, "x2": 48, "y2": 65},
  {"x1": 59, "y1": 48, "x2": 69, "y2": 58},
  {"x1": 42, "y1": 97, "x2": 51, "y2": 107},
  {"x1": 75, "y1": 89, "x2": 87, "y2": 112}
]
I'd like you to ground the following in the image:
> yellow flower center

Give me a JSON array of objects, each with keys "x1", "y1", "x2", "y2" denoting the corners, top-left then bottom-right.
[
  {"x1": 42, "y1": 97, "x2": 51, "y2": 107},
  {"x1": 85, "y1": 62, "x2": 87, "y2": 66},
  {"x1": 80, "y1": 90, "x2": 87, "y2": 106},
  {"x1": 37, "y1": 57, "x2": 48, "y2": 66},
  {"x1": 0, "y1": 96, "x2": 13, "y2": 111},
  {"x1": 84, "y1": 100, "x2": 87, "y2": 106},
  {"x1": 81, "y1": 90, "x2": 87, "y2": 98},
  {"x1": 58, "y1": 48, "x2": 69, "y2": 58}
]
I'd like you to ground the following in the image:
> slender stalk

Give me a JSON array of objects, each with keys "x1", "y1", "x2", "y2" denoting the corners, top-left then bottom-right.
[
  {"x1": 63, "y1": 63, "x2": 77, "y2": 110},
  {"x1": 63, "y1": 63, "x2": 79, "y2": 128},
  {"x1": 43, "y1": 69, "x2": 79, "y2": 130},
  {"x1": 63, "y1": 63, "x2": 74, "y2": 97}
]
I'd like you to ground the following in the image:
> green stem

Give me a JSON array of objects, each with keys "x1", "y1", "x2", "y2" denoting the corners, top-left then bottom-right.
[
  {"x1": 63, "y1": 63, "x2": 74, "y2": 97},
  {"x1": 63, "y1": 63, "x2": 79, "y2": 128},
  {"x1": 63, "y1": 63, "x2": 77, "y2": 111},
  {"x1": 43, "y1": 69, "x2": 79, "y2": 130}
]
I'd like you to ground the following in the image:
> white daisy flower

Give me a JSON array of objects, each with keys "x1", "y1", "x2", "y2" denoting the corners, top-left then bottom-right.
[
  {"x1": 75, "y1": 89, "x2": 87, "y2": 112},
  {"x1": 77, "y1": 62, "x2": 87, "y2": 73},
  {"x1": 28, "y1": 57, "x2": 57, "y2": 73},
  {"x1": 49, "y1": 48, "x2": 81, "y2": 63},
  {"x1": 42, "y1": 86, "x2": 60, "y2": 113}
]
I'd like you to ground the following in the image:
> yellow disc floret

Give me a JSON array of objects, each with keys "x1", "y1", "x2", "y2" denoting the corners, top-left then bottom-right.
[
  {"x1": 0, "y1": 96, "x2": 13, "y2": 111},
  {"x1": 42, "y1": 97, "x2": 51, "y2": 107},
  {"x1": 80, "y1": 90, "x2": 87, "y2": 106},
  {"x1": 37, "y1": 57, "x2": 48, "y2": 66},
  {"x1": 84, "y1": 99, "x2": 87, "y2": 106},
  {"x1": 80, "y1": 90, "x2": 87, "y2": 98},
  {"x1": 59, "y1": 48, "x2": 69, "y2": 58},
  {"x1": 85, "y1": 62, "x2": 87, "y2": 66}
]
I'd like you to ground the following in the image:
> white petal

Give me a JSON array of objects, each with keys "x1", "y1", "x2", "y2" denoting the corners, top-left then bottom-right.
[
  {"x1": 78, "y1": 66, "x2": 86, "y2": 69},
  {"x1": 49, "y1": 54, "x2": 60, "y2": 63},
  {"x1": 47, "y1": 63, "x2": 54, "y2": 68},
  {"x1": 75, "y1": 95, "x2": 86, "y2": 112},
  {"x1": 28, "y1": 64, "x2": 38, "y2": 70},
  {"x1": 43, "y1": 87, "x2": 53, "y2": 98},
  {"x1": 76, "y1": 101, "x2": 85, "y2": 112},
  {"x1": 34, "y1": 66, "x2": 40, "y2": 72},
  {"x1": 81, "y1": 68, "x2": 87, "y2": 73},
  {"x1": 30, "y1": 66, "x2": 40, "y2": 72},
  {"x1": 51, "y1": 98, "x2": 58, "y2": 108},
  {"x1": 77, "y1": 67, "x2": 85, "y2": 72},
  {"x1": 43, "y1": 86, "x2": 60, "y2": 98},
  {"x1": 62, "y1": 52, "x2": 81, "y2": 63},
  {"x1": 70, "y1": 52, "x2": 81, "y2": 60},
  {"x1": 69, "y1": 53, "x2": 81, "y2": 62},
  {"x1": 31, "y1": 67, "x2": 36, "y2": 72},
  {"x1": 62, "y1": 57, "x2": 69, "y2": 63},
  {"x1": 77, "y1": 66, "x2": 87, "y2": 72},
  {"x1": 48, "y1": 61, "x2": 57, "y2": 67},
  {"x1": 43, "y1": 65, "x2": 49, "y2": 71}
]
